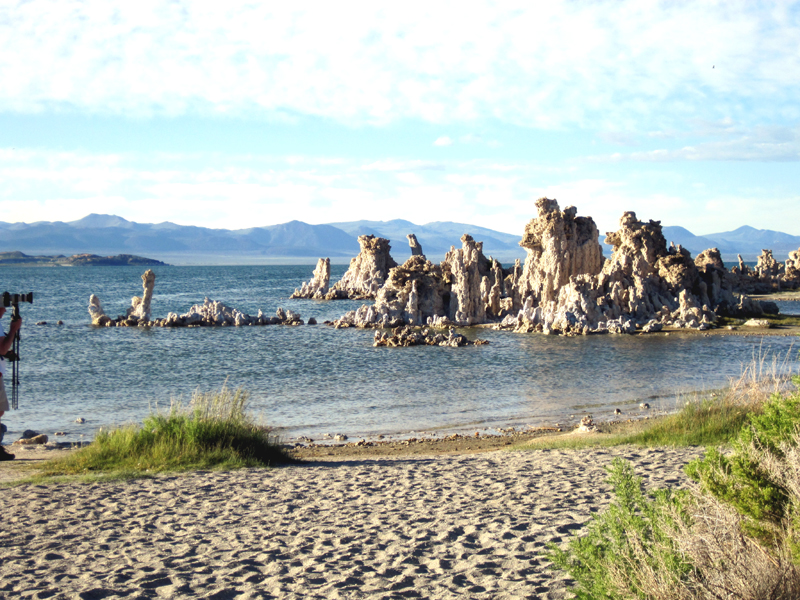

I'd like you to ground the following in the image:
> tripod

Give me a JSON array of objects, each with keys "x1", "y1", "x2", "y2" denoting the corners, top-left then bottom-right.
[
  {"x1": 2, "y1": 291, "x2": 32, "y2": 410},
  {"x1": 9, "y1": 309, "x2": 20, "y2": 410}
]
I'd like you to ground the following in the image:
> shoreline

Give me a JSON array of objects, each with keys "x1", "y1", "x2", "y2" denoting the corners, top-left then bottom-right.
[
  {"x1": 751, "y1": 290, "x2": 800, "y2": 302},
  {"x1": 0, "y1": 412, "x2": 667, "y2": 484}
]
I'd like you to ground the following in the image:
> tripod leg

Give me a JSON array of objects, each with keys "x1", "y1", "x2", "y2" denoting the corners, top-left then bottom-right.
[{"x1": 11, "y1": 336, "x2": 18, "y2": 410}]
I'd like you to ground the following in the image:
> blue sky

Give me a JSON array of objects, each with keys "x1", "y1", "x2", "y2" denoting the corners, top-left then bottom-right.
[{"x1": 1, "y1": 1, "x2": 799, "y2": 237}]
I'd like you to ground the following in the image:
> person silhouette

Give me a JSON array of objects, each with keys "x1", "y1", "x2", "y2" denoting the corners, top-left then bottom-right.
[{"x1": 0, "y1": 306, "x2": 22, "y2": 461}]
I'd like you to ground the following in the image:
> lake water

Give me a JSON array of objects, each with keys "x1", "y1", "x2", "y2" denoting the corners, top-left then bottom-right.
[{"x1": 0, "y1": 265, "x2": 798, "y2": 443}]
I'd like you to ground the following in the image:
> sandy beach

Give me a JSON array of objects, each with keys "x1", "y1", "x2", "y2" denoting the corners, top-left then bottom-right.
[{"x1": 0, "y1": 444, "x2": 704, "y2": 599}]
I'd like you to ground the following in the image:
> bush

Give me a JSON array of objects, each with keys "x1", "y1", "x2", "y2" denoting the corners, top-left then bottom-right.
[
  {"x1": 686, "y1": 375, "x2": 800, "y2": 558},
  {"x1": 546, "y1": 459, "x2": 694, "y2": 600},
  {"x1": 548, "y1": 376, "x2": 800, "y2": 599},
  {"x1": 37, "y1": 385, "x2": 292, "y2": 478}
]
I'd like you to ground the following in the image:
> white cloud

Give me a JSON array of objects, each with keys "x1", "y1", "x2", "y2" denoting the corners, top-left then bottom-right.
[
  {"x1": 1, "y1": 147, "x2": 798, "y2": 236},
  {"x1": 433, "y1": 136, "x2": 453, "y2": 147},
  {"x1": 1, "y1": 2, "x2": 799, "y2": 129},
  {"x1": 590, "y1": 125, "x2": 800, "y2": 162}
]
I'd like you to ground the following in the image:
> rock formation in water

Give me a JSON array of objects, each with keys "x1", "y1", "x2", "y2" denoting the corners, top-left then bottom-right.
[
  {"x1": 693, "y1": 248, "x2": 770, "y2": 317},
  {"x1": 290, "y1": 258, "x2": 331, "y2": 299},
  {"x1": 509, "y1": 208, "x2": 724, "y2": 334},
  {"x1": 728, "y1": 247, "x2": 800, "y2": 294},
  {"x1": 516, "y1": 199, "x2": 604, "y2": 306},
  {"x1": 407, "y1": 234, "x2": 424, "y2": 257},
  {"x1": 88, "y1": 294, "x2": 111, "y2": 326},
  {"x1": 756, "y1": 249, "x2": 783, "y2": 279},
  {"x1": 373, "y1": 326, "x2": 488, "y2": 347},
  {"x1": 90, "y1": 270, "x2": 158, "y2": 326},
  {"x1": 334, "y1": 255, "x2": 447, "y2": 328},
  {"x1": 90, "y1": 270, "x2": 304, "y2": 327},
  {"x1": 328, "y1": 235, "x2": 397, "y2": 299},
  {"x1": 333, "y1": 233, "x2": 517, "y2": 329},
  {"x1": 297, "y1": 196, "x2": 794, "y2": 336},
  {"x1": 331, "y1": 198, "x2": 777, "y2": 335},
  {"x1": 155, "y1": 298, "x2": 303, "y2": 327},
  {"x1": 293, "y1": 235, "x2": 398, "y2": 300},
  {"x1": 441, "y1": 234, "x2": 492, "y2": 325},
  {"x1": 127, "y1": 269, "x2": 155, "y2": 321},
  {"x1": 786, "y1": 248, "x2": 800, "y2": 282}
]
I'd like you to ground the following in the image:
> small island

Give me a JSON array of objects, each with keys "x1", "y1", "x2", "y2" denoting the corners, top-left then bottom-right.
[{"x1": 0, "y1": 251, "x2": 168, "y2": 267}]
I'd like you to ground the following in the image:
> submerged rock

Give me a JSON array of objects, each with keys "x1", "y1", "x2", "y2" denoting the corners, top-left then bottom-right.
[
  {"x1": 373, "y1": 326, "x2": 489, "y2": 348},
  {"x1": 156, "y1": 299, "x2": 303, "y2": 327}
]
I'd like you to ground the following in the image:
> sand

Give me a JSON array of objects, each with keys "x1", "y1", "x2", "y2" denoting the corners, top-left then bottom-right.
[{"x1": 0, "y1": 444, "x2": 704, "y2": 599}]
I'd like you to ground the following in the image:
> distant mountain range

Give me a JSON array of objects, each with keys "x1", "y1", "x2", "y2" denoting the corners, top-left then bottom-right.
[
  {"x1": 0, "y1": 214, "x2": 797, "y2": 265},
  {"x1": 0, "y1": 214, "x2": 525, "y2": 264},
  {"x1": 660, "y1": 225, "x2": 800, "y2": 259},
  {"x1": 330, "y1": 219, "x2": 523, "y2": 260}
]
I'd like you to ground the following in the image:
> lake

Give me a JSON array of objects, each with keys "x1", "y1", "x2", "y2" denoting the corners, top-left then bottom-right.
[{"x1": 1, "y1": 265, "x2": 797, "y2": 443}]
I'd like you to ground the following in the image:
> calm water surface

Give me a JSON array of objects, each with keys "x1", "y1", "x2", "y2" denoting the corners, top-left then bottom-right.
[{"x1": 0, "y1": 265, "x2": 797, "y2": 442}]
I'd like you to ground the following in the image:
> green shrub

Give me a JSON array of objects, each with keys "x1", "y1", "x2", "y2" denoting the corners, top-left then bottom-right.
[
  {"x1": 685, "y1": 376, "x2": 800, "y2": 548},
  {"x1": 37, "y1": 386, "x2": 292, "y2": 478},
  {"x1": 546, "y1": 371, "x2": 800, "y2": 598},
  {"x1": 546, "y1": 458, "x2": 693, "y2": 600}
]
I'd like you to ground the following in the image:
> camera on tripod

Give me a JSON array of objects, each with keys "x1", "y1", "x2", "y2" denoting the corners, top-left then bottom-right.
[
  {"x1": 2, "y1": 292, "x2": 32, "y2": 410},
  {"x1": 3, "y1": 292, "x2": 33, "y2": 312}
]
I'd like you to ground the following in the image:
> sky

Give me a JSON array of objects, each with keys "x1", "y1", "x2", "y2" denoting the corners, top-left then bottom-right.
[{"x1": 1, "y1": 1, "x2": 799, "y2": 237}]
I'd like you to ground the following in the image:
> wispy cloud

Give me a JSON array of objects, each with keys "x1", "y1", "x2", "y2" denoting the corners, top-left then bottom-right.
[
  {"x1": 590, "y1": 125, "x2": 800, "y2": 162},
  {"x1": 2, "y1": 2, "x2": 798, "y2": 130},
  {"x1": 2, "y1": 147, "x2": 798, "y2": 236}
]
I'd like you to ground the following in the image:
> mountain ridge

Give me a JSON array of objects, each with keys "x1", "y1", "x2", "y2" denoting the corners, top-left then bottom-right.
[{"x1": 0, "y1": 214, "x2": 797, "y2": 265}]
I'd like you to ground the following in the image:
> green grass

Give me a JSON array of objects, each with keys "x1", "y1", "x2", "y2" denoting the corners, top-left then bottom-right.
[
  {"x1": 26, "y1": 385, "x2": 293, "y2": 483},
  {"x1": 516, "y1": 397, "x2": 753, "y2": 451},
  {"x1": 622, "y1": 398, "x2": 753, "y2": 446},
  {"x1": 517, "y1": 350, "x2": 798, "y2": 452}
]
